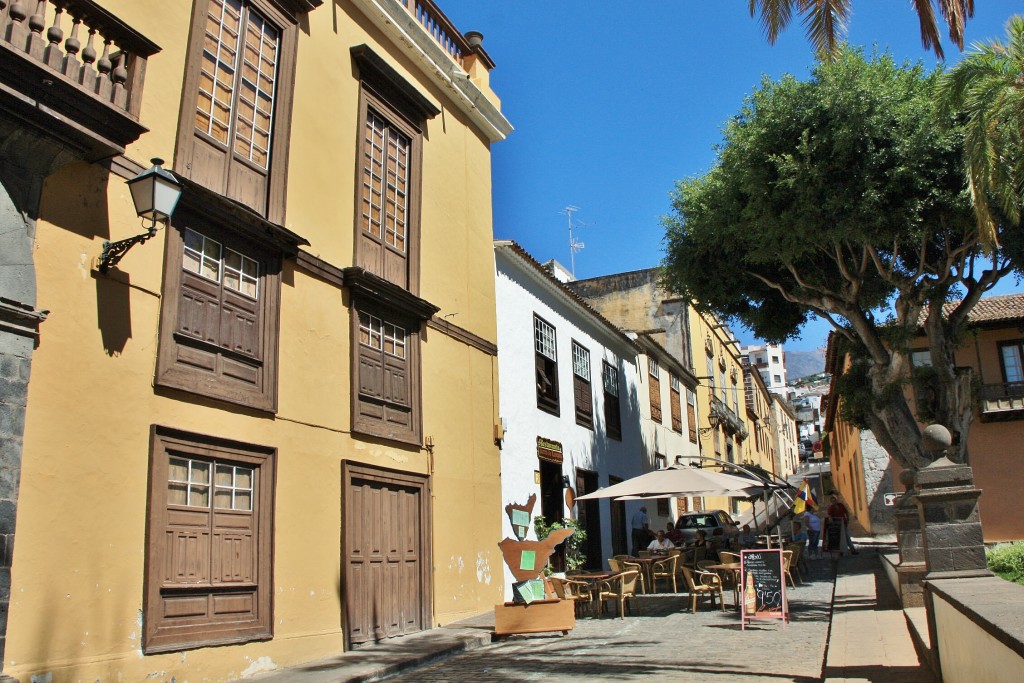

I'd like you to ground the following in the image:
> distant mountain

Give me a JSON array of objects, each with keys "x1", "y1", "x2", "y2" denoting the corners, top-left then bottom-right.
[{"x1": 787, "y1": 349, "x2": 826, "y2": 381}]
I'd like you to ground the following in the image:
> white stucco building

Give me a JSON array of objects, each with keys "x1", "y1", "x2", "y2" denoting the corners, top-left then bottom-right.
[
  {"x1": 631, "y1": 333, "x2": 701, "y2": 533},
  {"x1": 494, "y1": 242, "x2": 645, "y2": 592},
  {"x1": 741, "y1": 343, "x2": 790, "y2": 397}
]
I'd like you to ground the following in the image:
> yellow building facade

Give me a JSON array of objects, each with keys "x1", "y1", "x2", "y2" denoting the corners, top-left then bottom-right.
[
  {"x1": 686, "y1": 308, "x2": 751, "y2": 514},
  {"x1": 0, "y1": 1, "x2": 510, "y2": 680}
]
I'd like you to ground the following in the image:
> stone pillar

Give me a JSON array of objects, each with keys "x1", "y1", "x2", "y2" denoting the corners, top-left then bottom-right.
[
  {"x1": 894, "y1": 470, "x2": 926, "y2": 607},
  {"x1": 912, "y1": 431, "x2": 992, "y2": 683},
  {"x1": 915, "y1": 456, "x2": 990, "y2": 580}
]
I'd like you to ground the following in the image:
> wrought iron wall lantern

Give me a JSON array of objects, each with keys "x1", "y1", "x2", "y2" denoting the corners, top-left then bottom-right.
[
  {"x1": 697, "y1": 412, "x2": 723, "y2": 437},
  {"x1": 98, "y1": 158, "x2": 182, "y2": 273}
]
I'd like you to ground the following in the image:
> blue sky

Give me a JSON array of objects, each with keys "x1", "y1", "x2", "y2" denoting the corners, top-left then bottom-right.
[{"x1": 438, "y1": 1, "x2": 1024, "y2": 351}]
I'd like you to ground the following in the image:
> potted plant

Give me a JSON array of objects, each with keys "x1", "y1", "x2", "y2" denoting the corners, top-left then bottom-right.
[{"x1": 534, "y1": 517, "x2": 587, "y2": 575}]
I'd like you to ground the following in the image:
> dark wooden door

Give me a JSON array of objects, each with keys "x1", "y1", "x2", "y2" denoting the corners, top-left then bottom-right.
[
  {"x1": 576, "y1": 469, "x2": 602, "y2": 570},
  {"x1": 609, "y1": 476, "x2": 627, "y2": 556},
  {"x1": 344, "y1": 463, "x2": 430, "y2": 646}
]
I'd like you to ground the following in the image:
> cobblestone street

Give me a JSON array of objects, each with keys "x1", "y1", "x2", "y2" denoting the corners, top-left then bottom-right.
[{"x1": 389, "y1": 557, "x2": 837, "y2": 682}]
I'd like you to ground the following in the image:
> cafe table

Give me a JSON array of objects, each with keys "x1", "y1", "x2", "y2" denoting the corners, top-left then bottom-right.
[
  {"x1": 566, "y1": 570, "x2": 624, "y2": 617},
  {"x1": 703, "y1": 562, "x2": 742, "y2": 607},
  {"x1": 625, "y1": 556, "x2": 662, "y2": 593}
]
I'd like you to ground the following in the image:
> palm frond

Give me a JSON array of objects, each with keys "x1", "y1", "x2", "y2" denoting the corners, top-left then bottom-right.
[
  {"x1": 800, "y1": 0, "x2": 850, "y2": 59},
  {"x1": 911, "y1": 0, "x2": 945, "y2": 60},
  {"x1": 749, "y1": 0, "x2": 798, "y2": 45}
]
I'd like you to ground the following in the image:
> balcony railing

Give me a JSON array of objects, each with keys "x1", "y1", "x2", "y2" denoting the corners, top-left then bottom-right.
[
  {"x1": 1, "y1": 0, "x2": 160, "y2": 151},
  {"x1": 979, "y1": 382, "x2": 1024, "y2": 420},
  {"x1": 399, "y1": 0, "x2": 471, "y2": 67},
  {"x1": 710, "y1": 395, "x2": 749, "y2": 440}
]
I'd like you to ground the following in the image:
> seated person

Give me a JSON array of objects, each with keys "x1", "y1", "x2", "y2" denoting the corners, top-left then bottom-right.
[
  {"x1": 666, "y1": 522, "x2": 685, "y2": 546},
  {"x1": 791, "y1": 520, "x2": 809, "y2": 546},
  {"x1": 692, "y1": 529, "x2": 719, "y2": 562},
  {"x1": 648, "y1": 529, "x2": 675, "y2": 553},
  {"x1": 738, "y1": 523, "x2": 759, "y2": 548}
]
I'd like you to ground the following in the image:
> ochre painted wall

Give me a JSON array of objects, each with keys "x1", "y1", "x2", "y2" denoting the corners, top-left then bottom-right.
[{"x1": 7, "y1": 1, "x2": 504, "y2": 681}]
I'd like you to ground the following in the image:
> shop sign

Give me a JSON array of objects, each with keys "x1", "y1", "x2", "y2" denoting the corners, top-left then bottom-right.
[{"x1": 537, "y1": 436, "x2": 563, "y2": 464}]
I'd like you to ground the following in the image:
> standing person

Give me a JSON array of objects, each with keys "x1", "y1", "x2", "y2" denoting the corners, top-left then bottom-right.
[
  {"x1": 802, "y1": 509, "x2": 822, "y2": 559},
  {"x1": 827, "y1": 495, "x2": 858, "y2": 554},
  {"x1": 630, "y1": 506, "x2": 650, "y2": 556}
]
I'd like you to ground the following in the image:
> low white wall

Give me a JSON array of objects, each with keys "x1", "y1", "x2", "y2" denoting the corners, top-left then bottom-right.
[{"x1": 927, "y1": 577, "x2": 1024, "y2": 683}]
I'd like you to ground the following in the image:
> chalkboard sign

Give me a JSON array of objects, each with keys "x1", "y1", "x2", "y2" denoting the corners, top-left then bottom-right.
[
  {"x1": 740, "y1": 549, "x2": 788, "y2": 628},
  {"x1": 824, "y1": 518, "x2": 844, "y2": 554}
]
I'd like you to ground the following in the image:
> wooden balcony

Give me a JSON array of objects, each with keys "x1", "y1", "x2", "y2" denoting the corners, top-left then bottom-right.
[
  {"x1": 710, "y1": 395, "x2": 749, "y2": 440},
  {"x1": 979, "y1": 382, "x2": 1024, "y2": 422},
  {"x1": 0, "y1": 0, "x2": 160, "y2": 158}
]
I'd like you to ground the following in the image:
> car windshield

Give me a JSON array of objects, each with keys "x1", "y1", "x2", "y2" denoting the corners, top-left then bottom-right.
[{"x1": 678, "y1": 515, "x2": 715, "y2": 529}]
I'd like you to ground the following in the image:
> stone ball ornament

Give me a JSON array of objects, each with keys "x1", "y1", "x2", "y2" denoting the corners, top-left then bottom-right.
[{"x1": 921, "y1": 424, "x2": 952, "y2": 454}]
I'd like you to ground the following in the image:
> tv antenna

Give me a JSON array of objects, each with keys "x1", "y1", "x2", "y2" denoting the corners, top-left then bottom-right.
[{"x1": 559, "y1": 205, "x2": 587, "y2": 278}]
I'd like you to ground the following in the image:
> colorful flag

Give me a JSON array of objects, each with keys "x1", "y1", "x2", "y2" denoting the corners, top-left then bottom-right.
[{"x1": 794, "y1": 479, "x2": 817, "y2": 514}]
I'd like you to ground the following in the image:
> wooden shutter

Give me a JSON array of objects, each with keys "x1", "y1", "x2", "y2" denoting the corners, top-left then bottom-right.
[
  {"x1": 535, "y1": 353, "x2": 559, "y2": 415},
  {"x1": 605, "y1": 393, "x2": 622, "y2": 440},
  {"x1": 670, "y1": 387, "x2": 682, "y2": 432},
  {"x1": 383, "y1": 352, "x2": 412, "y2": 429},
  {"x1": 353, "y1": 305, "x2": 418, "y2": 443},
  {"x1": 573, "y1": 374, "x2": 593, "y2": 428},
  {"x1": 687, "y1": 400, "x2": 698, "y2": 443},
  {"x1": 357, "y1": 342, "x2": 385, "y2": 421},
  {"x1": 174, "y1": 241, "x2": 264, "y2": 392},
  {"x1": 649, "y1": 373, "x2": 662, "y2": 423}
]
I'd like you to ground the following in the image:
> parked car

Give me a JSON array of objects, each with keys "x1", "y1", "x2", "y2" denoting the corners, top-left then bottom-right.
[{"x1": 674, "y1": 510, "x2": 740, "y2": 548}]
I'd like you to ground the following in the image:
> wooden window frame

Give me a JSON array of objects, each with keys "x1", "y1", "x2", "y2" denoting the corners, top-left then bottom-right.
[
  {"x1": 174, "y1": 0, "x2": 300, "y2": 223},
  {"x1": 999, "y1": 340, "x2": 1024, "y2": 384},
  {"x1": 351, "y1": 54, "x2": 432, "y2": 295},
  {"x1": 350, "y1": 296, "x2": 423, "y2": 446},
  {"x1": 144, "y1": 426, "x2": 275, "y2": 653},
  {"x1": 534, "y1": 314, "x2": 559, "y2": 416},
  {"x1": 648, "y1": 356, "x2": 662, "y2": 424},
  {"x1": 571, "y1": 341, "x2": 594, "y2": 429},
  {"x1": 686, "y1": 388, "x2": 698, "y2": 443},
  {"x1": 669, "y1": 373, "x2": 682, "y2": 433},
  {"x1": 603, "y1": 361, "x2": 621, "y2": 441},
  {"x1": 155, "y1": 207, "x2": 282, "y2": 412}
]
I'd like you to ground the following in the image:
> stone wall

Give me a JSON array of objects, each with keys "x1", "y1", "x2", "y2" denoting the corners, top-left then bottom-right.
[{"x1": 860, "y1": 431, "x2": 896, "y2": 534}]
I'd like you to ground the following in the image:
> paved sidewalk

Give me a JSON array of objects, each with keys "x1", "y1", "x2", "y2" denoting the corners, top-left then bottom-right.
[
  {"x1": 247, "y1": 548, "x2": 934, "y2": 682},
  {"x1": 822, "y1": 549, "x2": 934, "y2": 683}
]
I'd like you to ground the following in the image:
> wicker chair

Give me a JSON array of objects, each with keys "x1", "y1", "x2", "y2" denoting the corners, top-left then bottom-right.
[
  {"x1": 549, "y1": 576, "x2": 594, "y2": 617},
  {"x1": 599, "y1": 569, "x2": 641, "y2": 619},
  {"x1": 680, "y1": 565, "x2": 725, "y2": 613},
  {"x1": 651, "y1": 553, "x2": 678, "y2": 593},
  {"x1": 785, "y1": 542, "x2": 805, "y2": 582},
  {"x1": 782, "y1": 550, "x2": 799, "y2": 587}
]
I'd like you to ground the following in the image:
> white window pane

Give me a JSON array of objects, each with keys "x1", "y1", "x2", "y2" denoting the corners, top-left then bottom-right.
[
  {"x1": 214, "y1": 489, "x2": 233, "y2": 509},
  {"x1": 169, "y1": 457, "x2": 189, "y2": 482},
  {"x1": 191, "y1": 461, "x2": 210, "y2": 485},
  {"x1": 1003, "y1": 345, "x2": 1024, "y2": 383},
  {"x1": 190, "y1": 485, "x2": 210, "y2": 507},
  {"x1": 168, "y1": 483, "x2": 188, "y2": 506}
]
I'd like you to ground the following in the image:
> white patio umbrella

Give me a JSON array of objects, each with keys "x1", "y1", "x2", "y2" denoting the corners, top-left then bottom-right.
[{"x1": 575, "y1": 465, "x2": 763, "y2": 500}]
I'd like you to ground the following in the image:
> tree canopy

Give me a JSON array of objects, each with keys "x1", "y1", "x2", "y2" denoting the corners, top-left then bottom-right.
[{"x1": 661, "y1": 49, "x2": 1022, "y2": 470}]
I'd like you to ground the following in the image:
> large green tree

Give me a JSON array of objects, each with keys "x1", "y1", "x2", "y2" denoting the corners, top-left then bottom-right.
[
  {"x1": 939, "y1": 15, "x2": 1024, "y2": 247},
  {"x1": 750, "y1": 0, "x2": 974, "y2": 59},
  {"x1": 661, "y1": 50, "x2": 1022, "y2": 470}
]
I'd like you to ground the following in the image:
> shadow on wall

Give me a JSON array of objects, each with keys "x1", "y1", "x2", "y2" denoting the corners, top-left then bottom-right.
[{"x1": 94, "y1": 271, "x2": 133, "y2": 355}]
